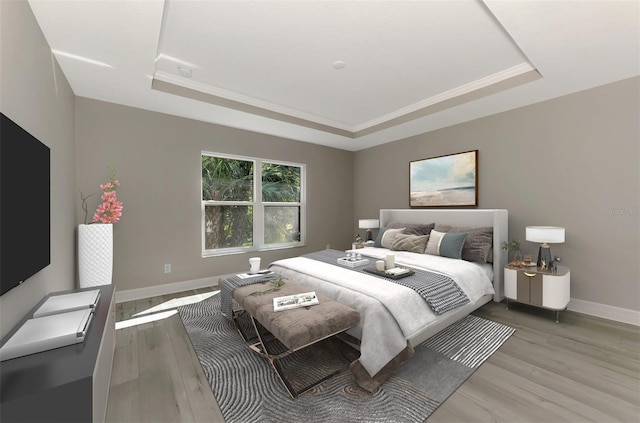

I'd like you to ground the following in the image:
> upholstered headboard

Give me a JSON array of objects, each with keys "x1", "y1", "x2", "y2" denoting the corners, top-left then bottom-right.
[{"x1": 379, "y1": 209, "x2": 508, "y2": 302}]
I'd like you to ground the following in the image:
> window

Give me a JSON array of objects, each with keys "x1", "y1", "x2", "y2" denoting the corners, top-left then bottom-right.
[{"x1": 202, "y1": 152, "x2": 305, "y2": 256}]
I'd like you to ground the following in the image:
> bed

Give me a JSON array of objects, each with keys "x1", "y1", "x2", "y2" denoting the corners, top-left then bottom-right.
[{"x1": 268, "y1": 209, "x2": 508, "y2": 391}]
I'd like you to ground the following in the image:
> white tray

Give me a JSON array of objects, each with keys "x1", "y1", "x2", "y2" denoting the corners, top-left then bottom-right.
[
  {"x1": 33, "y1": 289, "x2": 100, "y2": 318},
  {"x1": 337, "y1": 257, "x2": 369, "y2": 268},
  {"x1": 0, "y1": 309, "x2": 93, "y2": 361}
]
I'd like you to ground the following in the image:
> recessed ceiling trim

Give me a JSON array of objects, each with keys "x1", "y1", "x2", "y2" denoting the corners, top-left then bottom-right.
[
  {"x1": 153, "y1": 64, "x2": 541, "y2": 139},
  {"x1": 354, "y1": 66, "x2": 543, "y2": 138},
  {"x1": 353, "y1": 63, "x2": 537, "y2": 132},
  {"x1": 153, "y1": 71, "x2": 354, "y2": 131},
  {"x1": 155, "y1": 54, "x2": 200, "y2": 70},
  {"x1": 151, "y1": 76, "x2": 355, "y2": 138}
]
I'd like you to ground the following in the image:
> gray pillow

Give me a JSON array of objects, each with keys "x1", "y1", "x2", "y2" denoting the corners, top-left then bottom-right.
[
  {"x1": 374, "y1": 227, "x2": 406, "y2": 249},
  {"x1": 391, "y1": 233, "x2": 430, "y2": 253},
  {"x1": 425, "y1": 230, "x2": 467, "y2": 259},
  {"x1": 434, "y1": 224, "x2": 493, "y2": 263},
  {"x1": 386, "y1": 221, "x2": 435, "y2": 236}
]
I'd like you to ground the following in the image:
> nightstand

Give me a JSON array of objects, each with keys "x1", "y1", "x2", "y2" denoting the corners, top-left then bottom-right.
[
  {"x1": 352, "y1": 240, "x2": 374, "y2": 249},
  {"x1": 504, "y1": 265, "x2": 570, "y2": 322}
]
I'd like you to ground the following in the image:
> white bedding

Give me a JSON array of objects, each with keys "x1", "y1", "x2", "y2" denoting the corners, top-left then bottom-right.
[{"x1": 268, "y1": 248, "x2": 495, "y2": 379}]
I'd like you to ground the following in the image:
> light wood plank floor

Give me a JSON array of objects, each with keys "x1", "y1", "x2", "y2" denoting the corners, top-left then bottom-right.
[{"x1": 107, "y1": 289, "x2": 639, "y2": 423}]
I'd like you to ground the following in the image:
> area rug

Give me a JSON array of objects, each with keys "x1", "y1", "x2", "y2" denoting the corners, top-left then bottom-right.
[{"x1": 177, "y1": 292, "x2": 514, "y2": 423}]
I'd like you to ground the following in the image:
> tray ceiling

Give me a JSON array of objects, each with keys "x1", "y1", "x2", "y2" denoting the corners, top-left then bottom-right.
[{"x1": 28, "y1": 0, "x2": 639, "y2": 151}]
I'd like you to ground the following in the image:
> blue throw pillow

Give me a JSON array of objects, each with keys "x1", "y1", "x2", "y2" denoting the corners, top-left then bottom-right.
[
  {"x1": 425, "y1": 230, "x2": 467, "y2": 259},
  {"x1": 439, "y1": 232, "x2": 468, "y2": 259},
  {"x1": 374, "y1": 226, "x2": 387, "y2": 248}
]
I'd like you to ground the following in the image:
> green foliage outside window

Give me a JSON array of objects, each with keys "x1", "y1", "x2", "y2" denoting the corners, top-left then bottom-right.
[{"x1": 202, "y1": 155, "x2": 302, "y2": 251}]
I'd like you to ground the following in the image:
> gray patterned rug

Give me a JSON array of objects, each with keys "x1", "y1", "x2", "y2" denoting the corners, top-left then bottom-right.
[{"x1": 177, "y1": 292, "x2": 514, "y2": 423}]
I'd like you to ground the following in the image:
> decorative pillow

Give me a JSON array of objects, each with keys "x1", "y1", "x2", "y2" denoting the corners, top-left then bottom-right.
[
  {"x1": 434, "y1": 224, "x2": 493, "y2": 263},
  {"x1": 391, "y1": 233, "x2": 430, "y2": 253},
  {"x1": 374, "y1": 227, "x2": 406, "y2": 249},
  {"x1": 425, "y1": 230, "x2": 467, "y2": 259},
  {"x1": 424, "y1": 230, "x2": 444, "y2": 255},
  {"x1": 373, "y1": 226, "x2": 386, "y2": 247},
  {"x1": 386, "y1": 221, "x2": 435, "y2": 236}
]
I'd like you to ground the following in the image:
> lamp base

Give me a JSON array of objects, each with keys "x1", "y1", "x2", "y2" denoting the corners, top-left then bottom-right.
[
  {"x1": 366, "y1": 230, "x2": 373, "y2": 242},
  {"x1": 537, "y1": 246, "x2": 553, "y2": 269}
]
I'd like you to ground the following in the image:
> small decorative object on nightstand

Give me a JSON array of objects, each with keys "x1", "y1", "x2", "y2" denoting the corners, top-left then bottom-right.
[
  {"x1": 358, "y1": 219, "x2": 379, "y2": 242},
  {"x1": 504, "y1": 264, "x2": 570, "y2": 323},
  {"x1": 352, "y1": 234, "x2": 364, "y2": 250},
  {"x1": 502, "y1": 239, "x2": 523, "y2": 267}
]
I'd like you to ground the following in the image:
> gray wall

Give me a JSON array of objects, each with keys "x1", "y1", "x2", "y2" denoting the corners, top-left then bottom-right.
[
  {"x1": 1, "y1": 0, "x2": 636, "y2": 338},
  {"x1": 0, "y1": 0, "x2": 76, "y2": 338},
  {"x1": 75, "y1": 98, "x2": 354, "y2": 291},
  {"x1": 353, "y1": 76, "x2": 640, "y2": 311}
]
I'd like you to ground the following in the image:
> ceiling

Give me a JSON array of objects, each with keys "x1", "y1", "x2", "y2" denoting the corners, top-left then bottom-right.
[{"x1": 28, "y1": 0, "x2": 639, "y2": 151}]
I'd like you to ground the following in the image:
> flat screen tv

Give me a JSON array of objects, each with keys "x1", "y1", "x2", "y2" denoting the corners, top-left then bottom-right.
[{"x1": 0, "y1": 113, "x2": 51, "y2": 295}]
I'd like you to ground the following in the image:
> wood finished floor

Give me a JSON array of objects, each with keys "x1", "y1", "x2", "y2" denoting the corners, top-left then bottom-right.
[{"x1": 107, "y1": 288, "x2": 639, "y2": 423}]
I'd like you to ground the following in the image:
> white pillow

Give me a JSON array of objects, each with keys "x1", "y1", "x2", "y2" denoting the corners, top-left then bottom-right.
[{"x1": 425, "y1": 230, "x2": 445, "y2": 255}]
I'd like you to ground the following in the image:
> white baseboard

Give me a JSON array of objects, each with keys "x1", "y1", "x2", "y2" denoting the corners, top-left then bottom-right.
[
  {"x1": 116, "y1": 278, "x2": 640, "y2": 327},
  {"x1": 568, "y1": 298, "x2": 640, "y2": 326},
  {"x1": 115, "y1": 275, "x2": 229, "y2": 303}
]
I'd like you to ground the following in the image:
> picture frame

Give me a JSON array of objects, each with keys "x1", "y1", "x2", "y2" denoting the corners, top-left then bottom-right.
[{"x1": 409, "y1": 150, "x2": 478, "y2": 207}]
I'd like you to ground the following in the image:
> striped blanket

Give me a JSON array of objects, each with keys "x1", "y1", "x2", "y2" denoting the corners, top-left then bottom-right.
[{"x1": 302, "y1": 249, "x2": 469, "y2": 315}]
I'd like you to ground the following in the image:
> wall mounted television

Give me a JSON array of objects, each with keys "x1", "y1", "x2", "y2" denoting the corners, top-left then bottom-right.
[{"x1": 0, "y1": 113, "x2": 51, "y2": 295}]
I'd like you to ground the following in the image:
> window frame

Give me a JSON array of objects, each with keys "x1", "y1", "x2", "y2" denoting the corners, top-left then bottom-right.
[{"x1": 201, "y1": 151, "x2": 306, "y2": 257}]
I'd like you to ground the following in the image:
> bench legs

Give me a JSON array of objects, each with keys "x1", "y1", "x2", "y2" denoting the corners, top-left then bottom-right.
[{"x1": 246, "y1": 315, "x2": 350, "y2": 399}]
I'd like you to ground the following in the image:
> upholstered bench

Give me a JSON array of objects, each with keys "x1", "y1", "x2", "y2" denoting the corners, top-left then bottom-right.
[{"x1": 233, "y1": 279, "x2": 360, "y2": 398}]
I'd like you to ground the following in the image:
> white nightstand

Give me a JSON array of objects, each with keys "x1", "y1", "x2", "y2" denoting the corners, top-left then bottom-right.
[{"x1": 504, "y1": 265, "x2": 570, "y2": 323}]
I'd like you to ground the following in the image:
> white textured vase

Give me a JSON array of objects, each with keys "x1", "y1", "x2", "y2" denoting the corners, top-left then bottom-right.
[{"x1": 78, "y1": 224, "x2": 113, "y2": 288}]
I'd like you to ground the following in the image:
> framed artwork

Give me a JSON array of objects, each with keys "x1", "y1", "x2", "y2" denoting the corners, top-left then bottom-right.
[{"x1": 409, "y1": 150, "x2": 478, "y2": 207}]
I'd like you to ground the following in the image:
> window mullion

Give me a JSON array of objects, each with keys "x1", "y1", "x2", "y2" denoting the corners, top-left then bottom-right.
[{"x1": 254, "y1": 159, "x2": 264, "y2": 248}]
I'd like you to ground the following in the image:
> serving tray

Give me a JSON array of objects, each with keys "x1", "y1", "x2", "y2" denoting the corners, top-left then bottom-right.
[
  {"x1": 363, "y1": 266, "x2": 415, "y2": 280},
  {"x1": 337, "y1": 257, "x2": 369, "y2": 268}
]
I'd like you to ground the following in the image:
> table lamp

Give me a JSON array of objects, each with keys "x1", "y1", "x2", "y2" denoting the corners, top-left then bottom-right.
[
  {"x1": 359, "y1": 219, "x2": 379, "y2": 241},
  {"x1": 526, "y1": 226, "x2": 565, "y2": 269}
]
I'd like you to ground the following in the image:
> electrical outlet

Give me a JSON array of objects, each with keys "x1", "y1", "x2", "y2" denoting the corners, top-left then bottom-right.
[{"x1": 164, "y1": 263, "x2": 171, "y2": 273}]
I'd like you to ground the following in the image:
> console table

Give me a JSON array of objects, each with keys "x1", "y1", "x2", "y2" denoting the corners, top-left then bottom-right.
[{"x1": 0, "y1": 285, "x2": 115, "y2": 423}]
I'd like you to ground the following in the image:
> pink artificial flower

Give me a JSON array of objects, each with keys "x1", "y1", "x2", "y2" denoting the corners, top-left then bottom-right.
[{"x1": 92, "y1": 175, "x2": 124, "y2": 224}]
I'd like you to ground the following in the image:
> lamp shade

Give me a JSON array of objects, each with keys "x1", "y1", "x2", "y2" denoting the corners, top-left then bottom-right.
[
  {"x1": 359, "y1": 219, "x2": 379, "y2": 229},
  {"x1": 526, "y1": 226, "x2": 565, "y2": 243}
]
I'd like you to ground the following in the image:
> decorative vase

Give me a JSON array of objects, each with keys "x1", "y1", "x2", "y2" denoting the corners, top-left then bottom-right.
[
  {"x1": 78, "y1": 223, "x2": 113, "y2": 288},
  {"x1": 513, "y1": 251, "x2": 522, "y2": 264}
]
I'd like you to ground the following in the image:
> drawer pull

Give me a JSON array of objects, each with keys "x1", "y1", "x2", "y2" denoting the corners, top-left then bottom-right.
[{"x1": 524, "y1": 272, "x2": 537, "y2": 277}]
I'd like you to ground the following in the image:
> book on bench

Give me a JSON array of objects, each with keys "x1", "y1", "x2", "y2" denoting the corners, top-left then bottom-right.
[{"x1": 273, "y1": 291, "x2": 319, "y2": 312}]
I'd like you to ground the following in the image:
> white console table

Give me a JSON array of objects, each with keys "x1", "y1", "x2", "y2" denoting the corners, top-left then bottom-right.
[{"x1": 0, "y1": 285, "x2": 115, "y2": 423}]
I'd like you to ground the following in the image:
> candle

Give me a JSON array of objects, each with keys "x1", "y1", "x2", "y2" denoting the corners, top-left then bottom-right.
[{"x1": 385, "y1": 254, "x2": 395, "y2": 270}]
